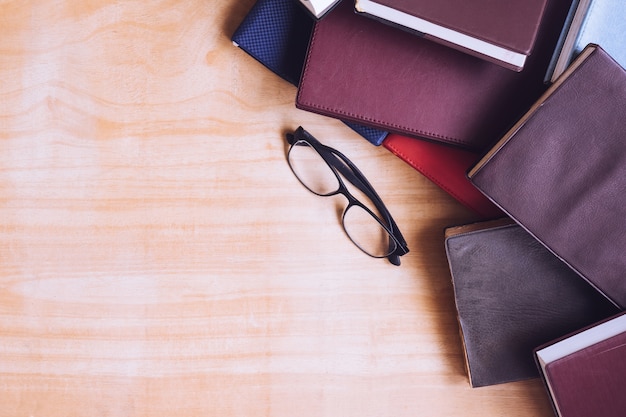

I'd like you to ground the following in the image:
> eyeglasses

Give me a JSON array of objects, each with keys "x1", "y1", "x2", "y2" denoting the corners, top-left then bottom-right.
[{"x1": 285, "y1": 126, "x2": 409, "y2": 265}]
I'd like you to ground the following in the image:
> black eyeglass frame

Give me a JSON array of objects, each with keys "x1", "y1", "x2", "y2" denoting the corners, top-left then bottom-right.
[{"x1": 286, "y1": 126, "x2": 409, "y2": 265}]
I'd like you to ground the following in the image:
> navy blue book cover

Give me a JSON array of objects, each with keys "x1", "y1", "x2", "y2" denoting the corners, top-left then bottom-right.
[{"x1": 232, "y1": 0, "x2": 388, "y2": 145}]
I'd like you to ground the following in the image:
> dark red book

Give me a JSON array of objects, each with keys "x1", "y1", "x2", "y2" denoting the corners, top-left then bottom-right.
[
  {"x1": 383, "y1": 134, "x2": 503, "y2": 219},
  {"x1": 355, "y1": 0, "x2": 548, "y2": 71},
  {"x1": 468, "y1": 45, "x2": 626, "y2": 309},
  {"x1": 535, "y1": 313, "x2": 626, "y2": 417},
  {"x1": 296, "y1": 0, "x2": 572, "y2": 151}
]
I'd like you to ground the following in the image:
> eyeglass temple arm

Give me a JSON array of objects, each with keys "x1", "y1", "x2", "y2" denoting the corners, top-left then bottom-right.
[
  {"x1": 316, "y1": 144, "x2": 409, "y2": 266},
  {"x1": 333, "y1": 162, "x2": 405, "y2": 266},
  {"x1": 325, "y1": 150, "x2": 407, "y2": 242},
  {"x1": 289, "y1": 129, "x2": 386, "y2": 209},
  {"x1": 338, "y1": 160, "x2": 407, "y2": 265},
  {"x1": 288, "y1": 131, "x2": 372, "y2": 193}
]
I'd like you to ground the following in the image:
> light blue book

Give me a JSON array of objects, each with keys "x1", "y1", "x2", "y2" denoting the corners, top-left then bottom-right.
[{"x1": 546, "y1": 0, "x2": 626, "y2": 83}]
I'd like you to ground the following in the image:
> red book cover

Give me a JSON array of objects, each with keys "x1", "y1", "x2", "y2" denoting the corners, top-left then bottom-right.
[{"x1": 383, "y1": 134, "x2": 503, "y2": 219}]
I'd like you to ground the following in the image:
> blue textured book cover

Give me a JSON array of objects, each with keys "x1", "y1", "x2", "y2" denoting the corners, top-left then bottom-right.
[{"x1": 232, "y1": 0, "x2": 388, "y2": 145}]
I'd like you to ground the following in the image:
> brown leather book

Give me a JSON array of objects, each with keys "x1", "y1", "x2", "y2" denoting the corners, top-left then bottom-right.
[
  {"x1": 354, "y1": 0, "x2": 548, "y2": 71},
  {"x1": 444, "y1": 219, "x2": 618, "y2": 388},
  {"x1": 535, "y1": 313, "x2": 626, "y2": 417},
  {"x1": 295, "y1": 0, "x2": 571, "y2": 151},
  {"x1": 468, "y1": 45, "x2": 626, "y2": 309}
]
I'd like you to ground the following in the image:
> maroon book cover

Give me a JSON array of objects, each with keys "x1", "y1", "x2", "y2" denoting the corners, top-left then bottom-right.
[
  {"x1": 536, "y1": 314, "x2": 626, "y2": 417},
  {"x1": 296, "y1": 0, "x2": 572, "y2": 151},
  {"x1": 355, "y1": 0, "x2": 548, "y2": 70},
  {"x1": 468, "y1": 45, "x2": 626, "y2": 309}
]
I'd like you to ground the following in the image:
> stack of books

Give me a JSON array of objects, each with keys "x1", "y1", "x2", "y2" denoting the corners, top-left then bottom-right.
[{"x1": 231, "y1": 1, "x2": 626, "y2": 415}]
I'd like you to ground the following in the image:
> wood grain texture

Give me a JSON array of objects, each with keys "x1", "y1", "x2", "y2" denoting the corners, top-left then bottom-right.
[{"x1": 0, "y1": 1, "x2": 554, "y2": 415}]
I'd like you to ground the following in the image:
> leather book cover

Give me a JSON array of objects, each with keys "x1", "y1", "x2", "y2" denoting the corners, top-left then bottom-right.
[
  {"x1": 534, "y1": 313, "x2": 626, "y2": 417},
  {"x1": 354, "y1": 0, "x2": 548, "y2": 71},
  {"x1": 231, "y1": 0, "x2": 388, "y2": 146},
  {"x1": 468, "y1": 45, "x2": 626, "y2": 309},
  {"x1": 296, "y1": 0, "x2": 573, "y2": 151},
  {"x1": 383, "y1": 134, "x2": 503, "y2": 219},
  {"x1": 444, "y1": 219, "x2": 618, "y2": 388}
]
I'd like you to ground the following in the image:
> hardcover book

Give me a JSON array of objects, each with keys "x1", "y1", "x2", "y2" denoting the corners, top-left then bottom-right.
[
  {"x1": 296, "y1": 0, "x2": 572, "y2": 151},
  {"x1": 231, "y1": 0, "x2": 388, "y2": 145},
  {"x1": 545, "y1": 0, "x2": 626, "y2": 83},
  {"x1": 535, "y1": 313, "x2": 626, "y2": 417},
  {"x1": 354, "y1": 0, "x2": 548, "y2": 71},
  {"x1": 382, "y1": 134, "x2": 503, "y2": 219},
  {"x1": 468, "y1": 45, "x2": 626, "y2": 309},
  {"x1": 445, "y1": 219, "x2": 618, "y2": 388}
]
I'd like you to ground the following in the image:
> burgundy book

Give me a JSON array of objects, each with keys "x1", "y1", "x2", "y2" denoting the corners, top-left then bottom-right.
[
  {"x1": 296, "y1": 0, "x2": 572, "y2": 151},
  {"x1": 354, "y1": 0, "x2": 548, "y2": 71},
  {"x1": 535, "y1": 313, "x2": 626, "y2": 417},
  {"x1": 468, "y1": 45, "x2": 626, "y2": 309},
  {"x1": 383, "y1": 134, "x2": 503, "y2": 219}
]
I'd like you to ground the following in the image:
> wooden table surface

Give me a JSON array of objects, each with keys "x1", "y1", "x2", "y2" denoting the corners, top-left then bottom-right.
[{"x1": 0, "y1": 1, "x2": 555, "y2": 415}]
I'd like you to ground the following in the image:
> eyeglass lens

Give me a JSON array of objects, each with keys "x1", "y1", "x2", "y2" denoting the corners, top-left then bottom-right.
[
  {"x1": 343, "y1": 204, "x2": 396, "y2": 257},
  {"x1": 288, "y1": 140, "x2": 339, "y2": 196},
  {"x1": 288, "y1": 139, "x2": 396, "y2": 258}
]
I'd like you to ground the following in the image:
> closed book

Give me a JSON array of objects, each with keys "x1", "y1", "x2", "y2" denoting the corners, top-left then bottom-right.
[
  {"x1": 535, "y1": 312, "x2": 626, "y2": 417},
  {"x1": 444, "y1": 219, "x2": 618, "y2": 388},
  {"x1": 383, "y1": 134, "x2": 503, "y2": 219},
  {"x1": 546, "y1": 0, "x2": 626, "y2": 83},
  {"x1": 231, "y1": 0, "x2": 388, "y2": 145},
  {"x1": 468, "y1": 45, "x2": 626, "y2": 308},
  {"x1": 354, "y1": 0, "x2": 548, "y2": 71},
  {"x1": 296, "y1": 0, "x2": 572, "y2": 151}
]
